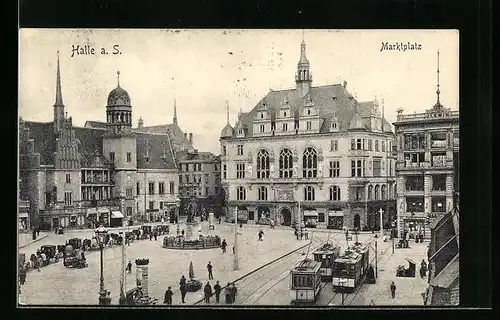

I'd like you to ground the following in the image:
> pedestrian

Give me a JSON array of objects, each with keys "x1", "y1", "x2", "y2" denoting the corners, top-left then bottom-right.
[
  {"x1": 164, "y1": 286, "x2": 173, "y2": 305},
  {"x1": 258, "y1": 230, "x2": 263, "y2": 241},
  {"x1": 221, "y1": 239, "x2": 227, "y2": 253},
  {"x1": 232, "y1": 246, "x2": 235, "y2": 254},
  {"x1": 390, "y1": 281, "x2": 396, "y2": 298},
  {"x1": 181, "y1": 229, "x2": 185, "y2": 237},
  {"x1": 126, "y1": 260, "x2": 132, "y2": 274},
  {"x1": 294, "y1": 228, "x2": 299, "y2": 240},
  {"x1": 36, "y1": 227, "x2": 40, "y2": 236},
  {"x1": 213, "y1": 281, "x2": 222, "y2": 303},
  {"x1": 179, "y1": 275, "x2": 187, "y2": 303},
  {"x1": 36, "y1": 256, "x2": 42, "y2": 272},
  {"x1": 154, "y1": 230, "x2": 158, "y2": 241},
  {"x1": 149, "y1": 233, "x2": 153, "y2": 241},
  {"x1": 204, "y1": 281, "x2": 213, "y2": 303},
  {"x1": 420, "y1": 259, "x2": 428, "y2": 278},
  {"x1": 304, "y1": 229, "x2": 309, "y2": 240},
  {"x1": 19, "y1": 266, "x2": 27, "y2": 285},
  {"x1": 207, "y1": 261, "x2": 214, "y2": 280}
]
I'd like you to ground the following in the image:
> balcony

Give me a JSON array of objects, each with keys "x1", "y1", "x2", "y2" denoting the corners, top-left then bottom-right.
[
  {"x1": 80, "y1": 199, "x2": 118, "y2": 208},
  {"x1": 247, "y1": 177, "x2": 322, "y2": 184},
  {"x1": 397, "y1": 161, "x2": 430, "y2": 170},
  {"x1": 81, "y1": 179, "x2": 112, "y2": 185},
  {"x1": 348, "y1": 177, "x2": 369, "y2": 186},
  {"x1": 348, "y1": 149, "x2": 369, "y2": 157}
]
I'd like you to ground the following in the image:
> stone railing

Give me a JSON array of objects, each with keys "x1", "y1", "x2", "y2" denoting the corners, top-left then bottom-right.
[{"x1": 163, "y1": 235, "x2": 221, "y2": 250}]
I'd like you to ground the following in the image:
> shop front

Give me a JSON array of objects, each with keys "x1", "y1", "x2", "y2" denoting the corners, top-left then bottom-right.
[
  {"x1": 19, "y1": 212, "x2": 30, "y2": 231},
  {"x1": 98, "y1": 208, "x2": 110, "y2": 227},
  {"x1": 86, "y1": 208, "x2": 98, "y2": 228},
  {"x1": 403, "y1": 216, "x2": 427, "y2": 238},
  {"x1": 327, "y1": 210, "x2": 344, "y2": 230},
  {"x1": 110, "y1": 211, "x2": 125, "y2": 227},
  {"x1": 303, "y1": 210, "x2": 318, "y2": 228}
]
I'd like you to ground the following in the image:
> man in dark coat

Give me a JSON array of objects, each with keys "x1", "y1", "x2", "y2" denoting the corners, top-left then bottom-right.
[
  {"x1": 258, "y1": 230, "x2": 263, "y2": 241},
  {"x1": 221, "y1": 239, "x2": 227, "y2": 253},
  {"x1": 154, "y1": 230, "x2": 158, "y2": 241},
  {"x1": 179, "y1": 275, "x2": 187, "y2": 303},
  {"x1": 213, "y1": 281, "x2": 222, "y2": 303},
  {"x1": 390, "y1": 281, "x2": 396, "y2": 298},
  {"x1": 204, "y1": 282, "x2": 213, "y2": 303},
  {"x1": 207, "y1": 262, "x2": 214, "y2": 280},
  {"x1": 164, "y1": 286, "x2": 173, "y2": 305}
]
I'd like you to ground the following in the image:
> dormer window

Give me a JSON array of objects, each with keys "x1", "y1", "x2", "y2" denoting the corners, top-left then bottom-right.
[
  {"x1": 238, "y1": 129, "x2": 243, "y2": 135},
  {"x1": 332, "y1": 122, "x2": 337, "y2": 129},
  {"x1": 259, "y1": 124, "x2": 265, "y2": 133},
  {"x1": 282, "y1": 123, "x2": 288, "y2": 132}
]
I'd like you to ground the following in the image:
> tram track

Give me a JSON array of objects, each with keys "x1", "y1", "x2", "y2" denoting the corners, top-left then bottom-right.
[{"x1": 193, "y1": 237, "x2": 324, "y2": 305}]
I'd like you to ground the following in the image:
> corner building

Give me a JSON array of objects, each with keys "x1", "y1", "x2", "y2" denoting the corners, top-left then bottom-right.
[{"x1": 220, "y1": 41, "x2": 396, "y2": 230}]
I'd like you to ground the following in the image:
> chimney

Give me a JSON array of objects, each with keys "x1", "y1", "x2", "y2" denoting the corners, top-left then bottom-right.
[
  {"x1": 138, "y1": 117, "x2": 144, "y2": 129},
  {"x1": 343, "y1": 81, "x2": 347, "y2": 89},
  {"x1": 189, "y1": 133, "x2": 193, "y2": 144}
]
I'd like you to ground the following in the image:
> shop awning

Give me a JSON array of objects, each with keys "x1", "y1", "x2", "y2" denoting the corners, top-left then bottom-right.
[
  {"x1": 19, "y1": 212, "x2": 29, "y2": 219},
  {"x1": 111, "y1": 211, "x2": 124, "y2": 219},
  {"x1": 98, "y1": 208, "x2": 110, "y2": 214},
  {"x1": 303, "y1": 210, "x2": 318, "y2": 216},
  {"x1": 328, "y1": 211, "x2": 344, "y2": 217}
]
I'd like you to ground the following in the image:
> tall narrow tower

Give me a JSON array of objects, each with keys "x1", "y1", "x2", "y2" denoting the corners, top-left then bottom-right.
[
  {"x1": 53, "y1": 51, "x2": 65, "y2": 133},
  {"x1": 295, "y1": 39, "x2": 312, "y2": 98},
  {"x1": 173, "y1": 98, "x2": 178, "y2": 125}
]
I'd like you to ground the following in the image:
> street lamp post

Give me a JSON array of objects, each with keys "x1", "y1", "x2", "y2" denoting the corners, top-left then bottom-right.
[
  {"x1": 391, "y1": 220, "x2": 396, "y2": 254},
  {"x1": 378, "y1": 208, "x2": 384, "y2": 239},
  {"x1": 119, "y1": 196, "x2": 127, "y2": 305},
  {"x1": 233, "y1": 207, "x2": 239, "y2": 271},
  {"x1": 95, "y1": 225, "x2": 111, "y2": 306},
  {"x1": 175, "y1": 197, "x2": 181, "y2": 236}
]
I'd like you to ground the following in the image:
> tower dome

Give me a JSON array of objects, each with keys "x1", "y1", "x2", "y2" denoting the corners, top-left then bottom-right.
[
  {"x1": 107, "y1": 86, "x2": 131, "y2": 106},
  {"x1": 220, "y1": 123, "x2": 234, "y2": 138},
  {"x1": 107, "y1": 71, "x2": 131, "y2": 106}
]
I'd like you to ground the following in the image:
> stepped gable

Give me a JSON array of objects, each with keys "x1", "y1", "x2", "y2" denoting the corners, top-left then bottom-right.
[
  {"x1": 135, "y1": 132, "x2": 177, "y2": 170},
  {"x1": 234, "y1": 84, "x2": 386, "y2": 136},
  {"x1": 21, "y1": 121, "x2": 56, "y2": 165}
]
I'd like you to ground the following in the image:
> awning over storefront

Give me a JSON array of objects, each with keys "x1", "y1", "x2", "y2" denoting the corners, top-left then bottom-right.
[
  {"x1": 111, "y1": 211, "x2": 124, "y2": 218},
  {"x1": 328, "y1": 211, "x2": 344, "y2": 217},
  {"x1": 19, "y1": 212, "x2": 29, "y2": 219},
  {"x1": 98, "y1": 208, "x2": 110, "y2": 214},
  {"x1": 303, "y1": 210, "x2": 318, "y2": 217}
]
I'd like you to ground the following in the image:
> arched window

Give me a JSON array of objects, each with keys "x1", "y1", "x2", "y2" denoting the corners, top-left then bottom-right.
[
  {"x1": 256, "y1": 150, "x2": 270, "y2": 179},
  {"x1": 120, "y1": 113, "x2": 124, "y2": 122},
  {"x1": 304, "y1": 186, "x2": 315, "y2": 201},
  {"x1": 374, "y1": 185, "x2": 380, "y2": 200},
  {"x1": 394, "y1": 184, "x2": 397, "y2": 197},
  {"x1": 237, "y1": 186, "x2": 246, "y2": 201},
  {"x1": 329, "y1": 186, "x2": 341, "y2": 201},
  {"x1": 302, "y1": 147, "x2": 318, "y2": 178},
  {"x1": 368, "y1": 185, "x2": 373, "y2": 200},
  {"x1": 279, "y1": 148, "x2": 293, "y2": 178},
  {"x1": 258, "y1": 186, "x2": 268, "y2": 201},
  {"x1": 381, "y1": 185, "x2": 387, "y2": 199}
]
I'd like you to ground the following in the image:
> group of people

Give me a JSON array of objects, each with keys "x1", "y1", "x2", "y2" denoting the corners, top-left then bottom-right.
[{"x1": 294, "y1": 227, "x2": 308, "y2": 240}]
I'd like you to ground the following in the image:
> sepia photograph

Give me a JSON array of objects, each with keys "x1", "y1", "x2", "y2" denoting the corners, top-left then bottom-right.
[{"x1": 18, "y1": 29, "x2": 459, "y2": 307}]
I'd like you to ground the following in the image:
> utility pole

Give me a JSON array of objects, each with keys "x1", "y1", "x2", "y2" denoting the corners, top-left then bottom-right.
[
  {"x1": 233, "y1": 207, "x2": 238, "y2": 270},
  {"x1": 298, "y1": 200, "x2": 302, "y2": 239},
  {"x1": 379, "y1": 208, "x2": 384, "y2": 239},
  {"x1": 375, "y1": 240, "x2": 378, "y2": 278},
  {"x1": 119, "y1": 196, "x2": 127, "y2": 305}
]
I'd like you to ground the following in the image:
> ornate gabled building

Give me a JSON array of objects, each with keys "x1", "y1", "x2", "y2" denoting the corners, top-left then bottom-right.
[
  {"x1": 19, "y1": 54, "x2": 182, "y2": 229},
  {"x1": 393, "y1": 51, "x2": 459, "y2": 239},
  {"x1": 220, "y1": 41, "x2": 397, "y2": 230}
]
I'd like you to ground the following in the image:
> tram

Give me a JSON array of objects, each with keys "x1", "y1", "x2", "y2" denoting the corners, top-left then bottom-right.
[
  {"x1": 289, "y1": 258, "x2": 322, "y2": 305},
  {"x1": 350, "y1": 242, "x2": 370, "y2": 277},
  {"x1": 332, "y1": 249, "x2": 364, "y2": 291},
  {"x1": 312, "y1": 242, "x2": 341, "y2": 281}
]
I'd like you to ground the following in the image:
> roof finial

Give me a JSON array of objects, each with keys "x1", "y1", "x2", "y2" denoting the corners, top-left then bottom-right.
[
  {"x1": 54, "y1": 51, "x2": 64, "y2": 106},
  {"x1": 173, "y1": 98, "x2": 178, "y2": 125},
  {"x1": 117, "y1": 70, "x2": 120, "y2": 87},
  {"x1": 436, "y1": 50, "x2": 441, "y2": 106},
  {"x1": 226, "y1": 101, "x2": 230, "y2": 124}
]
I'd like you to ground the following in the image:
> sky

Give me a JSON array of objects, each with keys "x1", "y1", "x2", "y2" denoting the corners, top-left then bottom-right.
[{"x1": 19, "y1": 29, "x2": 459, "y2": 154}]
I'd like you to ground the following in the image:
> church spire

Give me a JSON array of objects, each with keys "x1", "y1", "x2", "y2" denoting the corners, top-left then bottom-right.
[
  {"x1": 173, "y1": 98, "x2": 178, "y2": 125},
  {"x1": 54, "y1": 51, "x2": 64, "y2": 106},
  {"x1": 296, "y1": 35, "x2": 312, "y2": 98},
  {"x1": 117, "y1": 70, "x2": 120, "y2": 87}
]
